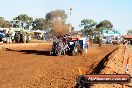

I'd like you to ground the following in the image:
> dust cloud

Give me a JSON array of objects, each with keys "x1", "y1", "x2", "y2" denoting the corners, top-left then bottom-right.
[{"x1": 51, "y1": 20, "x2": 69, "y2": 36}]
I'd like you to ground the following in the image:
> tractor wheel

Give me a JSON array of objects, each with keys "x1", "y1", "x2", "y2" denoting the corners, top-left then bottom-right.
[{"x1": 14, "y1": 33, "x2": 21, "y2": 43}]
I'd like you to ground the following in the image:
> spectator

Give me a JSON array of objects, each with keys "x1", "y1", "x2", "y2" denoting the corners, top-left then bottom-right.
[
  {"x1": 78, "y1": 34, "x2": 89, "y2": 53},
  {"x1": 6, "y1": 29, "x2": 13, "y2": 43}
]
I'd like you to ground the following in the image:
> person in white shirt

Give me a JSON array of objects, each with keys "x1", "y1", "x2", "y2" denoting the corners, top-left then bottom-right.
[
  {"x1": 79, "y1": 34, "x2": 89, "y2": 53},
  {"x1": 6, "y1": 29, "x2": 13, "y2": 43}
]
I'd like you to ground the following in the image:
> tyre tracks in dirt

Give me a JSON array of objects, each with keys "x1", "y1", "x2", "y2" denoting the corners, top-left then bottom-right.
[{"x1": 0, "y1": 44, "x2": 117, "y2": 88}]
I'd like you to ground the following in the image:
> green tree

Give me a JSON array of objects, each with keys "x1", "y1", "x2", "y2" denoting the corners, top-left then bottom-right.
[
  {"x1": 127, "y1": 29, "x2": 132, "y2": 35},
  {"x1": 80, "y1": 19, "x2": 97, "y2": 34},
  {"x1": 2, "y1": 21, "x2": 12, "y2": 28},
  {"x1": 0, "y1": 17, "x2": 12, "y2": 28},
  {"x1": 96, "y1": 20, "x2": 113, "y2": 29},
  {"x1": 0, "y1": 17, "x2": 5, "y2": 27},
  {"x1": 32, "y1": 18, "x2": 51, "y2": 30},
  {"x1": 94, "y1": 27, "x2": 105, "y2": 31},
  {"x1": 13, "y1": 14, "x2": 33, "y2": 29}
]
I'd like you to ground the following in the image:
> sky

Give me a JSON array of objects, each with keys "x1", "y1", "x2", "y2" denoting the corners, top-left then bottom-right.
[{"x1": 0, "y1": 0, "x2": 132, "y2": 34}]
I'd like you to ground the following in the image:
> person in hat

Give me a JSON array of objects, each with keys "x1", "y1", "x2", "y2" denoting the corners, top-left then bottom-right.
[{"x1": 6, "y1": 29, "x2": 13, "y2": 43}]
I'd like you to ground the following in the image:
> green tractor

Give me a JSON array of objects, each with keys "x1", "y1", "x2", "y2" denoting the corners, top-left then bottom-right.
[{"x1": 11, "y1": 20, "x2": 31, "y2": 43}]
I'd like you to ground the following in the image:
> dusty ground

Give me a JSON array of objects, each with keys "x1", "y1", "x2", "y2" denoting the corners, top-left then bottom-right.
[
  {"x1": 0, "y1": 43, "x2": 117, "y2": 88},
  {"x1": 91, "y1": 45, "x2": 132, "y2": 88}
]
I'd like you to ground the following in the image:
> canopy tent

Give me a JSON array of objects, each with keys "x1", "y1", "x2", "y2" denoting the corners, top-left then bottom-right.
[
  {"x1": 122, "y1": 35, "x2": 132, "y2": 39},
  {"x1": 29, "y1": 30, "x2": 47, "y2": 33}
]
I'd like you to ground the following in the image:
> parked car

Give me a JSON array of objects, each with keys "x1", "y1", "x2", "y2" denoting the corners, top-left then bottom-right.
[{"x1": 0, "y1": 32, "x2": 6, "y2": 43}]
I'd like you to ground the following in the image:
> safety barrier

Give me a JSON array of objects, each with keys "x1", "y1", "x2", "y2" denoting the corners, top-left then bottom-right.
[{"x1": 122, "y1": 45, "x2": 130, "y2": 88}]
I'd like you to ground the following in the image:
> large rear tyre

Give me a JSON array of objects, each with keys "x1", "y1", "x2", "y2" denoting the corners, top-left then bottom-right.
[{"x1": 14, "y1": 33, "x2": 21, "y2": 43}]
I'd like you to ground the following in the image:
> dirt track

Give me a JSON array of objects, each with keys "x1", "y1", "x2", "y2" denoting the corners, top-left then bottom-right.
[{"x1": 0, "y1": 43, "x2": 117, "y2": 88}]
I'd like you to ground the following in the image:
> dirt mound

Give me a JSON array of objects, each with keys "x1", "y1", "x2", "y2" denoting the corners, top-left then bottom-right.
[{"x1": 91, "y1": 46, "x2": 132, "y2": 88}]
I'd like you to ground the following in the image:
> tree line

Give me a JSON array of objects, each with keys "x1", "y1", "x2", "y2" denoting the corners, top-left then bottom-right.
[
  {"x1": 80, "y1": 19, "x2": 132, "y2": 35},
  {"x1": 1, "y1": 9, "x2": 128, "y2": 34},
  {"x1": 80, "y1": 19, "x2": 114, "y2": 34},
  {"x1": 0, "y1": 10, "x2": 68, "y2": 31}
]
